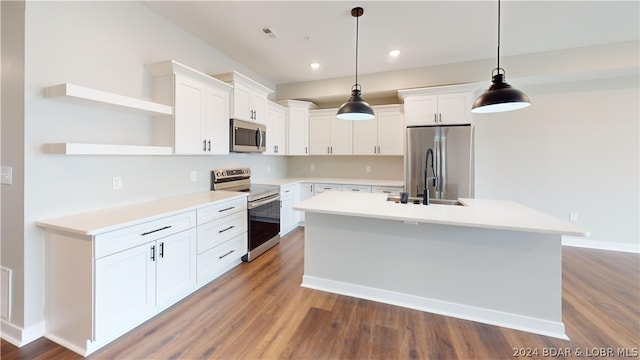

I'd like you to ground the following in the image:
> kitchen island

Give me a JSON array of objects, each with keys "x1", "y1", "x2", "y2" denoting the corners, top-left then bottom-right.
[{"x1": 293, "y1": 191, "x2": 588, "y2": 339}]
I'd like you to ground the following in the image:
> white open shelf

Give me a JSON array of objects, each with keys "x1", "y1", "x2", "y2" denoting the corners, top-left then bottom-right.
[
  {"x1": 45, "y1": 83, "x2": 173, "y2": 116},
  {"x1": 44, "y1": 83, "x2": 175, "y2": 155},
  {"x1": 46, "y1": 143, "x2": 173, "y2": 156}
]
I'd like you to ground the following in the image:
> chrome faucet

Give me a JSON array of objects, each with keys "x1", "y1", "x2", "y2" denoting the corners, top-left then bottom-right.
[{"x1": 424, "y1": 148, "x2": 437, "y2": 205}]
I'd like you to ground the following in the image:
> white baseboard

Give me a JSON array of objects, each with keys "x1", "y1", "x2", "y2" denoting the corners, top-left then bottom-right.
[
  {"x1": 1, "y1": 319, "x2": 45, "y2": 347},
  {"x1": 302, "y1": 275, "x2": 569, "y2": 340},
  {"x1": 562, "y1": 236, "x2": 640, "y2": 253}
]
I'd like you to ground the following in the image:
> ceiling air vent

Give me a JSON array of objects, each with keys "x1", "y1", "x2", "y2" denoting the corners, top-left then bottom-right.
[{"x1": 260, "y1": 26, "x2": 278, "y2": 39}]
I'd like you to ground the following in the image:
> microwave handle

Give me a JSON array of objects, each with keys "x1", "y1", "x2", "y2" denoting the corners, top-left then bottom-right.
[{"x1": 257, "y1": 128, "x2": 264, "y2": 148}]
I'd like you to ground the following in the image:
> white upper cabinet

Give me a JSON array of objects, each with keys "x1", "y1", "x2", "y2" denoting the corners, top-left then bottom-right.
[
  {"x1": 309, "y1": 109, "x2": 352, "y2": 155},
  {"x1": 265, "y1": 101, "x2": 287, "y2": 155},
  {"x1": 399, "y1": 85, "x2": 475, "y2": 126},
  {"x1": 277, "y1": 100, "x2": 317, "y2": 156},
  {"x1": 146, "y1": 60, "x2": 232, "y2": 155},
  {"x1": 213, "y1": 71, "x2": 273, "y2": 124},
  {"x1": 353, "y1": 105, "x2": 404, "y2": 156}
]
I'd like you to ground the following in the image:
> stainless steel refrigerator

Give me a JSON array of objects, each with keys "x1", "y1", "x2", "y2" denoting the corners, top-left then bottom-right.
[{"x1": 405, "y1": 124, "x2": 474, "y2": 201}]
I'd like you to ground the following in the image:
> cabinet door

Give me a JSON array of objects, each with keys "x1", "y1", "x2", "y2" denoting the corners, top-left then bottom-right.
[
  {"x1": 438, "y1": 92, "x2": 472, "y2": 125},
  {"x1": 174, "y1": 76, "x2": 205, "y2": 154},
  {"x1": 308, "y1": 114, "x2": 331, "y2": 155},
  {"x1": 353, "y1": 116, "x2": 377, "y2": 155},
  {"x1": 265, "y1": 103, "x2": 286, "y2": 155},
  {"x1": 156, "y1": 228, "x2": 197, "y2": 308},
  {"x1": 250, "y1": 92, "x2": 267, "y2": 124},
  {"x1": 202, "y1": 86, "x2": 230, "y2": 155},
  {"x1": 232, "y1": 82, "x2": 252, "y2": 121},
  {"x1": 404, "y1": 95, "x2": 437, "y2": 126},
  {"x1": 299, "y1": 183, "x2": 314, "y2": 222},
  {"x1": 330, "y1": 117, "x2": 353, "y2": 155},
  {"x1": 95, "y1": 243, "x2": 156, "y2": 340},
  {"x1": 377, "y1": 110, "x2": 404, "y2": 155},
  {"x1": 287, "y1": 107, "x2": 309, "y2": 155},
  {"x1": 280, "y1": 186, "x2": 296, "y2": 236}
]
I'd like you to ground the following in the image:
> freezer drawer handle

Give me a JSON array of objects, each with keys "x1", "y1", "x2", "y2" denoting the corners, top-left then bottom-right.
[
  {"x1": 219, "y1": 249, "x2": 235, "y2": 259},
  {"x1": 141, "y1": 225, "x2": 172, "y2": 236}
]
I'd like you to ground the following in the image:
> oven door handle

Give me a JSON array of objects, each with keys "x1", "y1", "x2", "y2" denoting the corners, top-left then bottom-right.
[{"x1": 248, "y1": 194, "x2": 281, "y2": 209}]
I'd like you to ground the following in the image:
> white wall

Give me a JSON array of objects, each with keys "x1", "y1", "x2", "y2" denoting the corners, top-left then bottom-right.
[
  {"x1": 3, "y1": 1, "x2": 287, "y2": 342},
  {"x1": 474, "y1": 76, "x2": 639, "y2": 251}
]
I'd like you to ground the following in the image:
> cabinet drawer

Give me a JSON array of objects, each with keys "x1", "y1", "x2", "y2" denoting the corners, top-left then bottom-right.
[
  {"x1": 95, "y1": 211, "x2": 197, "y2": 259},
  {"x1": 197, "y1": 197, "x2": 247, "y2": 225},
  {"x1": 372, "y1": 186, "x2": 404, "y2": 195},
  {"x1": 341, "y1": 184, "x2": 372, "y2": 193},
  {"x1": 313, "y1": 183, "x2": 341, "y2": 194},
  {"x1": 197, "y1": 233, "x2": 247, "y2": 284},
  {"x1": 197, "y1": 211, "x2": 247, "y2": 254}
]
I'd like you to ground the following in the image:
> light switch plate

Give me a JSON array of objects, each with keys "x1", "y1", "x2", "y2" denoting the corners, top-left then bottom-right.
[
  {"x1": 190, "y1": 171, "x2": 197, "y2": 182},
  {"x1": 1, "y1": 166, "x2": 12, "y2": 185},
  {"x1": 112, "y1": 177, "x2": 122, "y2": 190}
]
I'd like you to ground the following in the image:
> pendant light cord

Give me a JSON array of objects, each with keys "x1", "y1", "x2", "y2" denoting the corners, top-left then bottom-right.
[
  {"x1": 496, "y1": 0, "x2": 501, "y2": 72},
  {"x1": 355, "y1": 12, "x2": 359, "y2": 88}
]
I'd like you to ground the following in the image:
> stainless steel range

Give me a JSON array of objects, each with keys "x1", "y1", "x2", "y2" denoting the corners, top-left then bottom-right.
[{"x1": 211, "y1": 168, "x2": 280, "y2": 262}]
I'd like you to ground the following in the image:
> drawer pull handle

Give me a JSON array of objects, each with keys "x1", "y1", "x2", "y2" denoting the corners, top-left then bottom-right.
[
  {"x1": 218, "y1": 207, "x2": 235, "y2": 213},
  {"x1": 141, "y1": 225, "x2": 172, "y2": 236},
  {"x1": 219, "y1": 250, "x2": 235, "y2": 259},
  {"x1": 218, "y1": 225, "x2": 235, "y2": 234},
  {"x1": 352, "y1": 189, "x2": 360, "y2": 191}
]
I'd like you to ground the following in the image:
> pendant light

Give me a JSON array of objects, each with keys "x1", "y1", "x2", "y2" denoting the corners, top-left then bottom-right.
[
  {"x1": 336, "y1": 7, "x2": 375, "y2": 121},
  {"x1": 471, "y1": 0, "x2": 530, "y2": 113}
]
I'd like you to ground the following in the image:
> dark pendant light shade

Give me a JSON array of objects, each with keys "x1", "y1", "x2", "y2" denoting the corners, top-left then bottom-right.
[
  {"x1": 337, "y1": 7, "x2": 375, "y2": 121},
  {"x1": 337, "y1": 84, "x2": 375, "y2": 120},
  {"x1": 471, "y1": 0, "x2": 530, "y2": 114},
  {"x1": 471, "y1": 70, "x2": 531, "y2": 113}
]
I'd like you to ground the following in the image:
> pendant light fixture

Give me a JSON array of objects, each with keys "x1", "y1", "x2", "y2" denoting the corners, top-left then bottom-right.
[
  {"x1": 471, "y1": 0, "x2": 530, "y2": 113},
  {"x1": 336, "y1": 7, "x2": 375, "y2": 121}
]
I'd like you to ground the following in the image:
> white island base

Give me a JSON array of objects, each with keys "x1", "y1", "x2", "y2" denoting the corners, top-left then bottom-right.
[{"x1": 296, "y1": 193, "x2": 588, "y2": 340}]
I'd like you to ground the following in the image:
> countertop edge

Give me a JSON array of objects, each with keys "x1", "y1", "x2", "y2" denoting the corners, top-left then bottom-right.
[
  {"x1": 36, "y1": 191, "x2": 248, "y2": 236},
  {"x1": 293, "y1": 193, "x2": 589, "y2": 237}
]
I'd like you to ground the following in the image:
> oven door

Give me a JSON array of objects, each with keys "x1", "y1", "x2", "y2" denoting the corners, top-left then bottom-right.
[
  {"x1": 247, "y1": 194, "x2": 280, "y2": 258},
  {"x1": 230, "y1": 119, "x2": 266, "y2": 153}
]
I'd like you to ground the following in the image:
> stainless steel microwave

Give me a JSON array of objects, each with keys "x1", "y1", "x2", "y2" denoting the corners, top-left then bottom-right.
[{"x1": 230, "y1": 119, "x2": 266, "y2": 153}]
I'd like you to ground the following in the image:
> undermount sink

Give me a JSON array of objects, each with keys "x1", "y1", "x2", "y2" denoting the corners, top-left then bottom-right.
[{"x1": 387, "y1": 195, "x2": 464, "y2": 206}]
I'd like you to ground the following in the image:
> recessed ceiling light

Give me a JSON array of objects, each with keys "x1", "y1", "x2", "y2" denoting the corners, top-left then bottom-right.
[
  {"x1": 388, "y1": 49, "x2": 400, "y2": 57},
  {"x1": 310, "y1": 62, "x2": 320, "y2": 69}
]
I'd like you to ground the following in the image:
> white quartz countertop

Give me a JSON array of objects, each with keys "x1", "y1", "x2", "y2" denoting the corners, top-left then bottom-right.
[
  {"x1": 36, "y1": 191, "x2": 247, "y2": 236},
  {"x1": 261, "y1": 177, "x2": 404, "y2": 187},
  {"x1": 293, "y1": 191, "x2": 589, "y2": 237}
]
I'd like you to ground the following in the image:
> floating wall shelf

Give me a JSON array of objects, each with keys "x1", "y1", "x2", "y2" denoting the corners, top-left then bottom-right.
[
  {"x1": 45, "y1": 83, "x2": 173, "y2": 116},
  {"x1": 46, "y1": 143, "x2": 173, "y2": 156}
]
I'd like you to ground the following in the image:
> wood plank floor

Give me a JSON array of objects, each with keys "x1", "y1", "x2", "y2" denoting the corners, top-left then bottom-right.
[{"x1": 2, "y1": 228, "x2": 638, "y2": 359}]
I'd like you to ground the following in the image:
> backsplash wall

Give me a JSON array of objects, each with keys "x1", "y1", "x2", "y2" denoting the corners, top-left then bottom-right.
[{"x1": 287, "y1": 156, "x2": 404, "y2": 180}]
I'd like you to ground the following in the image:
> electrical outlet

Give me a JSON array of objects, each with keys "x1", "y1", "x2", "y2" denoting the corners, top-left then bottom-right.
[
  {"x1": 569, "y1": 212, "x2": 578, "y2": 222},
  {"x1": 112, "y1": 177, "x2": 122, "y2": 191},
  {"x1": 366, "y1": 166, "x2": 371, "y2": 173},
  {"x1": 310, "y1": 164, "x2": 315, "y2": 172},
  {"x1": 1, "y1": 166, "x2": 12, "y2": 185},
  {"x1": 190, "y1": 171, "x2": 197, "y2": 182}
]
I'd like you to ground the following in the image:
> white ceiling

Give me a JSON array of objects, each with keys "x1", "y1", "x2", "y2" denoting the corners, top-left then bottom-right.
[{"x1": 143, "y1": 1, "x2": 639, "y2": 86}]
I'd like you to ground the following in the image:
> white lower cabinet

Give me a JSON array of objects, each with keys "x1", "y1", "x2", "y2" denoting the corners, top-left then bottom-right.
[
  {"x1": 372, "y1": 186, "x2": 404, "y2": 196},
  {"x1": 95, "y1": 227, "x2": 197, "y2": 340},
  {"x1": 42, "y1": 196, "x2": 248, "y2": 356},
  {"x1": 280, "y1": 184, "x2": 298, "y2": 236},
  {"x1": 196, "y1": 198, "x2": 248, "y2": 284},
  {"x1": 341, "y1": 184, "x2": 372, "y2": 193},
  {"x1": 313, "y1": 183, "x2": 342, "y2": 194}
]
